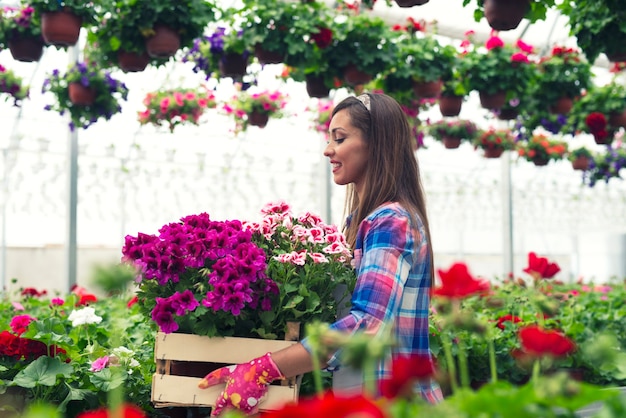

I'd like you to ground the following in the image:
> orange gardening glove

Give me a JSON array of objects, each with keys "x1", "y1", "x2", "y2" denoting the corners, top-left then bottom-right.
[{"x1": 198, "y1": 352, "x2": 284, "y2": 416}]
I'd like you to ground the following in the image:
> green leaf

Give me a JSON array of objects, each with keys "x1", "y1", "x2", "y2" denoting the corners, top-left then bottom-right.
[
  {"x1": 11, "y1": 356, "x2": 73, "y2": 388},
  {"x1": 89, "y1": 368, "x2": 126, "y2": 391}
]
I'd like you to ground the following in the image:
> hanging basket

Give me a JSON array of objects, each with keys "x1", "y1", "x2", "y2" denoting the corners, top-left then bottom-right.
[
  {"x1": 219, "y1": 53, "x2": 248, "y2": 79},
  {"x1": 394, "y1": 0, "x2": 429, "y2": 7},
  {"x1": 609, "y1": 109, "x2": 626, "y2": 128},
  {"x1": 479, "y1": 91, "x2": 507, "y2": 110},
  {"x1": 438, "y1": 95, "x2": 463, "y2": 117},
  {"x1": 117, "y1": 50, "x2": 151, "y2": 72},
  {"x1": 41, "y1": 10, "x2": 82, "y2": 46},
  {"x1": 483, "y1": 147, "x2": 504, "y2": 159},
  {"x1": 412, "y1": 80, "x2": 442, "y2": 98},
  {"x1": 483, "y1": 0, "x2": 530, "y2": 31},
  {"x1": 254, "y1": 44, "x2": 283, "y2": 65},
  {"x1": 68, "y1": 82, "x2": 96, "y2": 106},
  {"x1": 306, "y1": 74, "x2": 330, "y2": 98},
  {"x1": 531, "y1": 157, "x2": 550, "y2": 167},
  {"x1": 605, "y1": 50, "x2": 626, "y2": 63},
  {"x1": 442, "y1": 136, "x2": 462, "y2": 149},
  {"x1": 549, "y1": 97, "x2": 573, "y2": 115},
  {"x1": 497, "y1": 108, "x2": 519, "y2": 120},
  {"x1": 571, "y1": 156, "x2": 590, "y2": 171},
  {"x1": 248, "y1": 111, "x2": 270, "y2": 128},
  {"x1": 8, "y1": 36, "x2": 44, "y2": 62},
  {"x1": 145, "y1": 25, "x2": 180, "y2": 58},
  {"x1": 343, "y1": 64, "x2": 372, "y2": 86}
]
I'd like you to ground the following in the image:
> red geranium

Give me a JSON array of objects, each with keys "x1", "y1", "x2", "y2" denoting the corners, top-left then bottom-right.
[
  {"x1": 76, "y1": 403, "x2": 146, "y2": 418},
  {"x1": 496, "y1": 314, "x2": 522, "y2": 330},
  {"x1": 311, "y1": 27, "x2": 333, "y2": 49},
  {"x1": 518, "y1": 325, "x2": 576, "y2": 358},
  {"x1": 585, "y1": 112, "x2": 607, "y2": 134},
  {"x1": 522, "y1": 252, "x2": 560, "y2": 279},
  {"x1": 260, "y1": 392, "x2": 385, "y2": 418},
  {"x1": 433, "y1": 262, "x2": 491, "y2": 299},
  {"x1": 379, "y1": 354, "x2": 436, "y2": 399}
]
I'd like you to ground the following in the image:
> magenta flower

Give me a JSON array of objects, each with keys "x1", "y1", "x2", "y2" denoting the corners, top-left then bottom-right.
[
  {"x1": 10, "y1": 314, "x2": 36, "y2": 335},
  {"x1": 90, "y1": 356, "x2": 110, "y2": 372}
]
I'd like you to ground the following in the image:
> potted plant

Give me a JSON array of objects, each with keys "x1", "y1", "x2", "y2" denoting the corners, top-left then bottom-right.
[
  {"x1": 309, "y1": 99, "x2": 334, "y2": 141},
  {"x1": 223, "y1": 87, "x2": 288, "y2": 134},
  {"x1": 182, "y1": 25, "x2": 252, "y2": 80},
  {"x1": 388, "y1": 18, "x2": 457, "y2": 98},
  {"x1": 28, "y1": 0, "x2": 98, "y2": 46},
  {"x1": 325, "y1": 12, "x2": 398, "y2": 86},
  {"x1": 473, "y1": 128, "x2": 516, "y2": 158},
  {"x1": 584, "y1": 146, "x2": 626, "y2": 187},
  {"x1": 462, "y1": 0, "x2": 557, "y2": 31},
  {"x1": 516, "y1": 133, "x2": 568, "y2": 166},
  {"x1": 41, "y1": 61, "x2": 129, "y2": 130},
  {"x1": 0, "y1": 4, "x2": 44, "y2": 62},
  {"x1": 137, "y1": 87, "x2": 217, "y2": 132},
  {"x1": 568, "y1": 145, "x2": 594, "y2": 171},
  {"x1": 565, "y1": 80, "x2": 626, "y2": 145},
  {"x1": 0, "y1": 63, "x2": 29, "y2": 106},
  {"x1": 558, "y1": 1, "x2": 626, "y2": 62},
  {"x1": 528, "y1": 45, "x2": 593, "y2": 115},
  {"x1": 464, "y1": 33, "x2": 537, "y2": 110},
  {"x1": 427, "y1": 119, "x2": 478, "y2": 149}
]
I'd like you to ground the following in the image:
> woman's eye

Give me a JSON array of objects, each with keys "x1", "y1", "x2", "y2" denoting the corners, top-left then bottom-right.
[{"x1": 335, "y1": 138, "x2": 345, "y2": 143}]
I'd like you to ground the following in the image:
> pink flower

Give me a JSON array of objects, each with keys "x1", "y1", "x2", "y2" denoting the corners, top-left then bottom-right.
[
  {"x1": 51, "y1": 298, "x2": 64, "y2": 306},
  {"x1": 511, "y1": 52, "x2": 529, "y2": 63},
  {"x1": 10, "y1": 314, "x2": 36, "y2": 335},
  {"x1": 486, "y1": 36, "x2": 504, "y2": 50},
  {"x1": 308, "y1": 253, "x2": 329, "y2": 264},
  {"x1": 90, "y1": 356, "x2": 110, "y2": 372},
  {"x1": 12, "y1": 302, "x2": 25, "y2": 311},
  {"x1": 516, "y1": 39, "x2": 534, "y2": 54}
]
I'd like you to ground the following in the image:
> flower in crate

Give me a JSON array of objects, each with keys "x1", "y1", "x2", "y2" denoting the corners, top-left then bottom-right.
[
  {"x1": 137, "y1": 86, "x2": 217, "y2": 132},
  {"x1": 244, "y1": 201, "x2": 356, "y2": 337},
  {"x1": 122, "y1": 213, "x2": 279, "y2": 338},
  {"x1": 516, "y1": 133, "x2": 568, "y2": 165},
  {"x1": 0, "y1": 63, "x2": 29, "y2": 106},
  {"x1": 223, "y1": 87, "x2": 288, "y2": 134},
  {"x1": 41, "y1": 61, "x2": 129, "y2": 130}
]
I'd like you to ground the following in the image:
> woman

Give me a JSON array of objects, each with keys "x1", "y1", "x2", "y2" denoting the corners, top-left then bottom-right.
[{"x1": 198, "y1": 93, "x2": 442, "y2": 415}]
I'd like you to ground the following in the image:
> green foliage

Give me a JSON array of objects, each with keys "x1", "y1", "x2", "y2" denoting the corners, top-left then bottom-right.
[
  {"x1": 565, "y1": 81, "x2": 626, "y2": 135},
  {"x1": 462, "y1": 0, "x2": 557, "y2": 25},
  {"x1": 390, "y1": 31, "x2": 457, "y2": 83},
  {"x1": 89, "y1": 263, "x2": 137, "y2": 297},
  {"x1": 0, "y1": 64, "x2": 29, "y2": 106},
  {"x1": 427, "y1": 119, "x2": 478, "y2": 142},
  {"x1": 567, "y1": 146, "x2": 594, "y2": 162},
  {"x1": 0, "y1": 3, "x2": 42, "y2": 48},
  {"x1": 27, "y1": 0, "x2": 100, "y2": 25}
]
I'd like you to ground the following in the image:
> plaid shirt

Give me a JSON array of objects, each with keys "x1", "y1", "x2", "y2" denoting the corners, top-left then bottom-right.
[{"x1": 302, "y1": 202, "x2": 442, "y2": 402}]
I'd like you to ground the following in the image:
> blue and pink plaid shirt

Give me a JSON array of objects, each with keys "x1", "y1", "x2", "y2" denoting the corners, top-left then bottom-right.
[{"x1": 303, "y1": 202, "x2": 442, "y2": 402}]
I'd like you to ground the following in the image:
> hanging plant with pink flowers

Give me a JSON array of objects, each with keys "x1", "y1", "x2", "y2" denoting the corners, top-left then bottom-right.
[{"x1": 137, "y1": 87, "x2": 217, "y2": 132}]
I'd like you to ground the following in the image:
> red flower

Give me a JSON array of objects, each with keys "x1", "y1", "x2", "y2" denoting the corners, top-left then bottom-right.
[
  {"x1": 76, "y1": 404, "x2": 146, "y2": 418},
  {"x1": 379, "y1": 354, "x2": 436, "y2": 398},
  {"x1": 72, "y1": 285, "x2": 98, "y2": 306},
  {"x1": 260, "y1": 392, "x2": 385, "y2": 418},
  {"x1": 496, "y1": 314, "x2": 522, "y2": 330},
  {"x1": 585, "y1": 112, "x2": 607, "y2": 133},
  {"x1": 433, "y1": 263, "x2": 490, "y2": 299},
  {"x1": 311, "y1": 27, "x2": 333, "y2": 49},
  {"x1": 522, "y1": 252, "x2": 560, "y2": 279},
  {"x1": 10, "y1": 314, "x2": 36, "y2": 335},
  {"x1": 518, "y1": 325, "x2": 576, "y2": 358},
  {"x1": 21, "y1": 287, "x2": 47, "y2": 297},
  {"x1": 127, "y1": 295, "x2": 139, "y2": 308}
]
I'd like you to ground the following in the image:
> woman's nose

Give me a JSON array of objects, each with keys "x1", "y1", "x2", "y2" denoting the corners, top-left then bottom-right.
[{"x1": 323, "y1": 142, "x2": 333, "y2": 157}]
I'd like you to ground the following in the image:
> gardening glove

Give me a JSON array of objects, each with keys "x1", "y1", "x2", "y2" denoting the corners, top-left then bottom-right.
[{"x1": 198, "y1": 352, "x2": 285, "y2": 416}]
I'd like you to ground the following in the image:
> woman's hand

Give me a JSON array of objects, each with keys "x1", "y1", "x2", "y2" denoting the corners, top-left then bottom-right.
[{"x1": 198, "y1": 352, "x2": 284, "y2": 416}]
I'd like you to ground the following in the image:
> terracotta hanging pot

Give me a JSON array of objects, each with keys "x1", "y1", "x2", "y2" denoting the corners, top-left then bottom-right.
[
  {"x1": 412, "y1": 79, "x2": 442, "y2": 98},
  {"x1": 605, "y1": 50, "x2": 626, "y2": 63},
  {"x1": 609, "y1": 109, "x2": 626, "y2": 128},
  {"x1": 145, "y1": 25, "x2": 180, "y2": 58},
  {"x1": 254, "y1": 44, "x2": 283, "y2": 65},
  {"x1": 483, "y1": 0, "x2": 530, "y2": 31},
  {"x1": 219, "y1": 53, "x2": 248, "y2": 79},
  {"x1": 343, "y1": 64, "x2": 372, "y2": 86},
  {"x1": 438, "y1": 95, "x2": 463, "y2": 117},
  {"x1": 571, "y1": 156, "x2": 590, "y2": 171},
  {"x1": 479, "y1": 91, "x2": 507, "y2": 110},
  {"x1": 68, "y1": 82, "x2": 96, "y2": 106},
  {"x1": 8, "y1": 36, "x2": 45, "y2": 62},
  {"x1": 394, "y1": 0, "x2": 429, "y2": 7},
  {"x1": 549, "y1": 97, "x2": 573, "y2": 115},
  {"x1": 532, "y1": 157, "x2": 549, "y2": 167},
  {"x1": 248, "y1": 111, "x2": 269, "y2": 128},
  {"x1": 41, "y1": 10, "x2": 82, "y2": 46},
  {"x1": 442, "y1": 136, "x2": 462, "y2": 149},
  {"x1": 117, "y1": 50, "x2": 151, "y2": 72},
  {"x1": 305, "y1": 74, "x2": 330, "y2": 98},
  {"x1": 483, "y1": 147, "x2": 504, "y2": 159},
  {"x1": 497, "y1": 108, "x2": 519, "y2": 120}
]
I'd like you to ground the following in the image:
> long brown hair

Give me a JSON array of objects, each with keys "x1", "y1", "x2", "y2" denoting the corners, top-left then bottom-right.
[{"x1": 333, "y1": 93, "x2": 433, "y2": 276}]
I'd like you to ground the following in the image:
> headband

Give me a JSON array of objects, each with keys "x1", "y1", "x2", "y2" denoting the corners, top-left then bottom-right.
[{"x1": 356, "y1": 94, "x2": 371, "y2": 112}]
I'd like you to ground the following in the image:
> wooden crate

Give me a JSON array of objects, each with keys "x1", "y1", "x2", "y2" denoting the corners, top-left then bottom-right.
[{"x1": 152, "y1": 332, "x2": 300, "y2": 411}]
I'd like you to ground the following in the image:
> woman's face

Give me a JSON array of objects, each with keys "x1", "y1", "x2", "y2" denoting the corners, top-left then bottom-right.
[{"x1": 324, "y1": 109, "x2": 369, "y2": 196}]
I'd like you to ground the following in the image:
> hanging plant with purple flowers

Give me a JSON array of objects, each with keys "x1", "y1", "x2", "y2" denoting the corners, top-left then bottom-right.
[
  {"x1": 41, "y1": 61, "x2": 128, "y2": 130},
  {"x1": 122, "y1": 213, "x2": 281, "y2": 338}
]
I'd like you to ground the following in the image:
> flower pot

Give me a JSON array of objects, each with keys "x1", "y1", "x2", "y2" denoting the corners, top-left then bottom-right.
[
  {"x1": 593, "y1": 133, "x2": 611, "y2": 145},
  {"x1": 442, "y1": 136, "x2": 462, "y2": 149},
  {"x1": 483, "y1": 147, "x2": 504, "y2": 159},
  {"x1": 145, "y1": 25, "x2": 180, "y2": 58},
  {"x1": 248, "y1": 111, "x2": 269, "y2": 128},
  {"x1": 571, "y1": 156, "x2": 590, "y2": 171},
  {"x1": 305, "y1": 74, "x2": 330, "y2": 98},
  {"x1": 68, "y1": 82, "x2": 96, "y2": 106},
  {"x1": 609, "y1": 109, "x2": 626, "y2": 128},
  {"x1": 41, "y1": 10, "x2": 82, "y2": 46},
  {"x1": 438, "y1": 95, "x2": 463, "y2": 117},
  {"x1": 254, "y1": 44, "x2": 283, "y2": 65},
  {"x1": 8, "y1": 36, "x2": 44, "y2": 62},
  {"x1": 483, "y1": 0, "x2": 530, "y2": 31},
  {"x1": 394, "y1": 0, "x2": 429, "y2": 7},
  {"x1": 343, "y1": 64, "x2": 372, "y2": 86},
  {"x1": 219, "y1": 53, "x2": 249, "y2": 79},
  {"x1": 117, "y1": 50, "x2": 151, "y2": 72},
  {"x1": 497, "y1": 108, "x2": 519, "y2": 120},
  {"x1": 605, "y1": 50, "x2": 626, "y2": 63},
  {"x1": 531, "y1": 157, "x2": 549, "y2": 167},
  {"x1": 412, "y1": 80, "x2": 442, "y2": 98},
  {"x1": 479, "y1": 91, "x2": 507, "y2": 110},
  {"x1": 549, "y1": 97, "x2": 573, "y2": 115}
]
